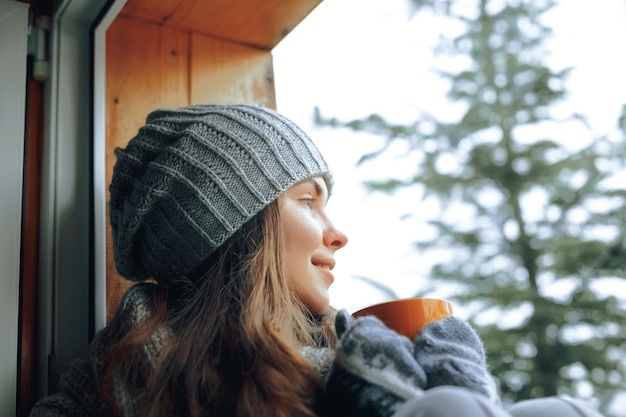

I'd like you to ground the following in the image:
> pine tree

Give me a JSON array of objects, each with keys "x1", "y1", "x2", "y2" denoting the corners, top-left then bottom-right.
[{"x1": 316, "y1": 0, "x2": 626, "y2": 414}]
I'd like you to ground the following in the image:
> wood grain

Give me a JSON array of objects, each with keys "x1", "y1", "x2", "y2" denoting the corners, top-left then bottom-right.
[
  {"x1": 119, "y1": 0, "x2": 322, "y2": 50},
  {"x1": 190, "y1": 34, "x2": 276, "y2": 107}
]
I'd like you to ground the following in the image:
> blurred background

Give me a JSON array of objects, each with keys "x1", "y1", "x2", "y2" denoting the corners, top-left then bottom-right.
[{"x1": 273, "y1": 0, "x2": 626, "y2": 415}]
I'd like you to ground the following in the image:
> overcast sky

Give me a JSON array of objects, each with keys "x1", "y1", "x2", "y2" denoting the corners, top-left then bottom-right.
[{"x1": 272, "y1": 0, "x2": 626, "y2": 313}]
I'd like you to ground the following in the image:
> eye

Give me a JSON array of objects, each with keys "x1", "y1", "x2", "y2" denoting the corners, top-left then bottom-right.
[{"x1": 301, "y1": 198, "x2": 314, "y2": 207}]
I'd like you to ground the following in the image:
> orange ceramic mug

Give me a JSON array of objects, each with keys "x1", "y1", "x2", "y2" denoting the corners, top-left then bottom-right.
[{"x1": 352, "y1": 297, "x2": 453, "y2": 338}]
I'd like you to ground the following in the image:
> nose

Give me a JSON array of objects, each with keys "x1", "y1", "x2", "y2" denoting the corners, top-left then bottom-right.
[{"x1": 324, "y1": 221, "x2": 348, "y2": 251}]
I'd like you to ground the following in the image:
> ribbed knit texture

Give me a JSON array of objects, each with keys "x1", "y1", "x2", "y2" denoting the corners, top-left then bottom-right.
[{"x1": 109, "y1": 104, "x2": 332, "y2": 282}]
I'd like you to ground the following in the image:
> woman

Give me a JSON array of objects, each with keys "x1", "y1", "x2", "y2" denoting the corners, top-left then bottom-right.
[{"x1": 30, "y1": 104, "x2": 605, "y2": 417}]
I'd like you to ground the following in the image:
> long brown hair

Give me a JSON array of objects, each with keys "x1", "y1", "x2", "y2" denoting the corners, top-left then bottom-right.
[{"x1": 100, "y1": 201, "x2": 337, "y2": 417}]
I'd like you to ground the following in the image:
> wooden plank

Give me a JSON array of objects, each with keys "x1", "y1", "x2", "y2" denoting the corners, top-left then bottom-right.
[
  {"x1": 190, "y1": 34, "x2": 276, "y2": 107},
  {"x1": 105, "y1": 16, "x2": 189, "y2": 321},
  {"x1": 106, "y1": 16, "x2": 189, "y2": 152},
  {"x1": 119, "y1": 0, "x2": 322, "y2": 50},
  {"x1": 19, "y1": 77, "x2": 44, "y2": 417}
]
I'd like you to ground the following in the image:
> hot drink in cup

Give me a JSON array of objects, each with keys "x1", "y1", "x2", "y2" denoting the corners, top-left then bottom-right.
[{"x1": 352, "y1": 297, "x2": 453, "y2": 338}]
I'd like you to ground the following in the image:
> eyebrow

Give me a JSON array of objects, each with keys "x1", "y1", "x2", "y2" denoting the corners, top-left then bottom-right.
[{"x1": 299, "y1": 178, "x2": 327, "y2": 200}]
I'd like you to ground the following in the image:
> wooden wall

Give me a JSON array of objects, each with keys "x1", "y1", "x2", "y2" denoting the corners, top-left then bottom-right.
[{"x1": 105, "y1": 15, "x2": 276, "y2": 321}]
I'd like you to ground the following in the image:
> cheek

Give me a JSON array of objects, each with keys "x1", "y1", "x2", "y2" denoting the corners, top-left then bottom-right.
[{"x1": 281, "y1": 210, "x2": 323, "y2": 250}]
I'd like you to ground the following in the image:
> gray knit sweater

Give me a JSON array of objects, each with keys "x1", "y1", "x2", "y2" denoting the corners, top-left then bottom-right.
[{"x1": 30, "y1": 284, "x2": 498, "y2": 417}]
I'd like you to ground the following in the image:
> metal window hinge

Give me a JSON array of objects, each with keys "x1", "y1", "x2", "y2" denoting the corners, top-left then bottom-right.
[{"x1": 27, "y1": 13, "x2": 51, "y2": 82}]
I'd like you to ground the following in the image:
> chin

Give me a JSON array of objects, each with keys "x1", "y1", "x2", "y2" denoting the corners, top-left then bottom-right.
[{"x1": 305, "y1": 298, "x2": 330, "y2": 316}]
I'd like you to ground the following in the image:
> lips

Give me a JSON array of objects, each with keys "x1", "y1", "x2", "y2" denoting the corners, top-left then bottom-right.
[
  {"x1": 312, "y1": 258, "x2": 336, "y2": 285},
  {"x1": 312, "y1": 259, "x2": 335, "y2": 270}
]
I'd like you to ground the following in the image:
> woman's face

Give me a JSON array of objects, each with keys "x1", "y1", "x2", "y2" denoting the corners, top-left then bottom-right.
[{"x1": 279, "y1": 176, "x2": 348, "y2": 315}]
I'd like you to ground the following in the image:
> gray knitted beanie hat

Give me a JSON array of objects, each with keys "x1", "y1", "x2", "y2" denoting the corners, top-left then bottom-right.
[{"x1": 109, "y1": 104, "x2": 332, "y2": 282}]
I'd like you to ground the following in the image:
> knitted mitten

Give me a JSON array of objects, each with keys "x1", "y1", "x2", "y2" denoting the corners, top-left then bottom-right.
[
  {"x1": 413, "y1": 316, "x2": 499, "y2": 403},
  {"x1": 325, "y1": 310, "x2": 427, "y2": 417}
]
